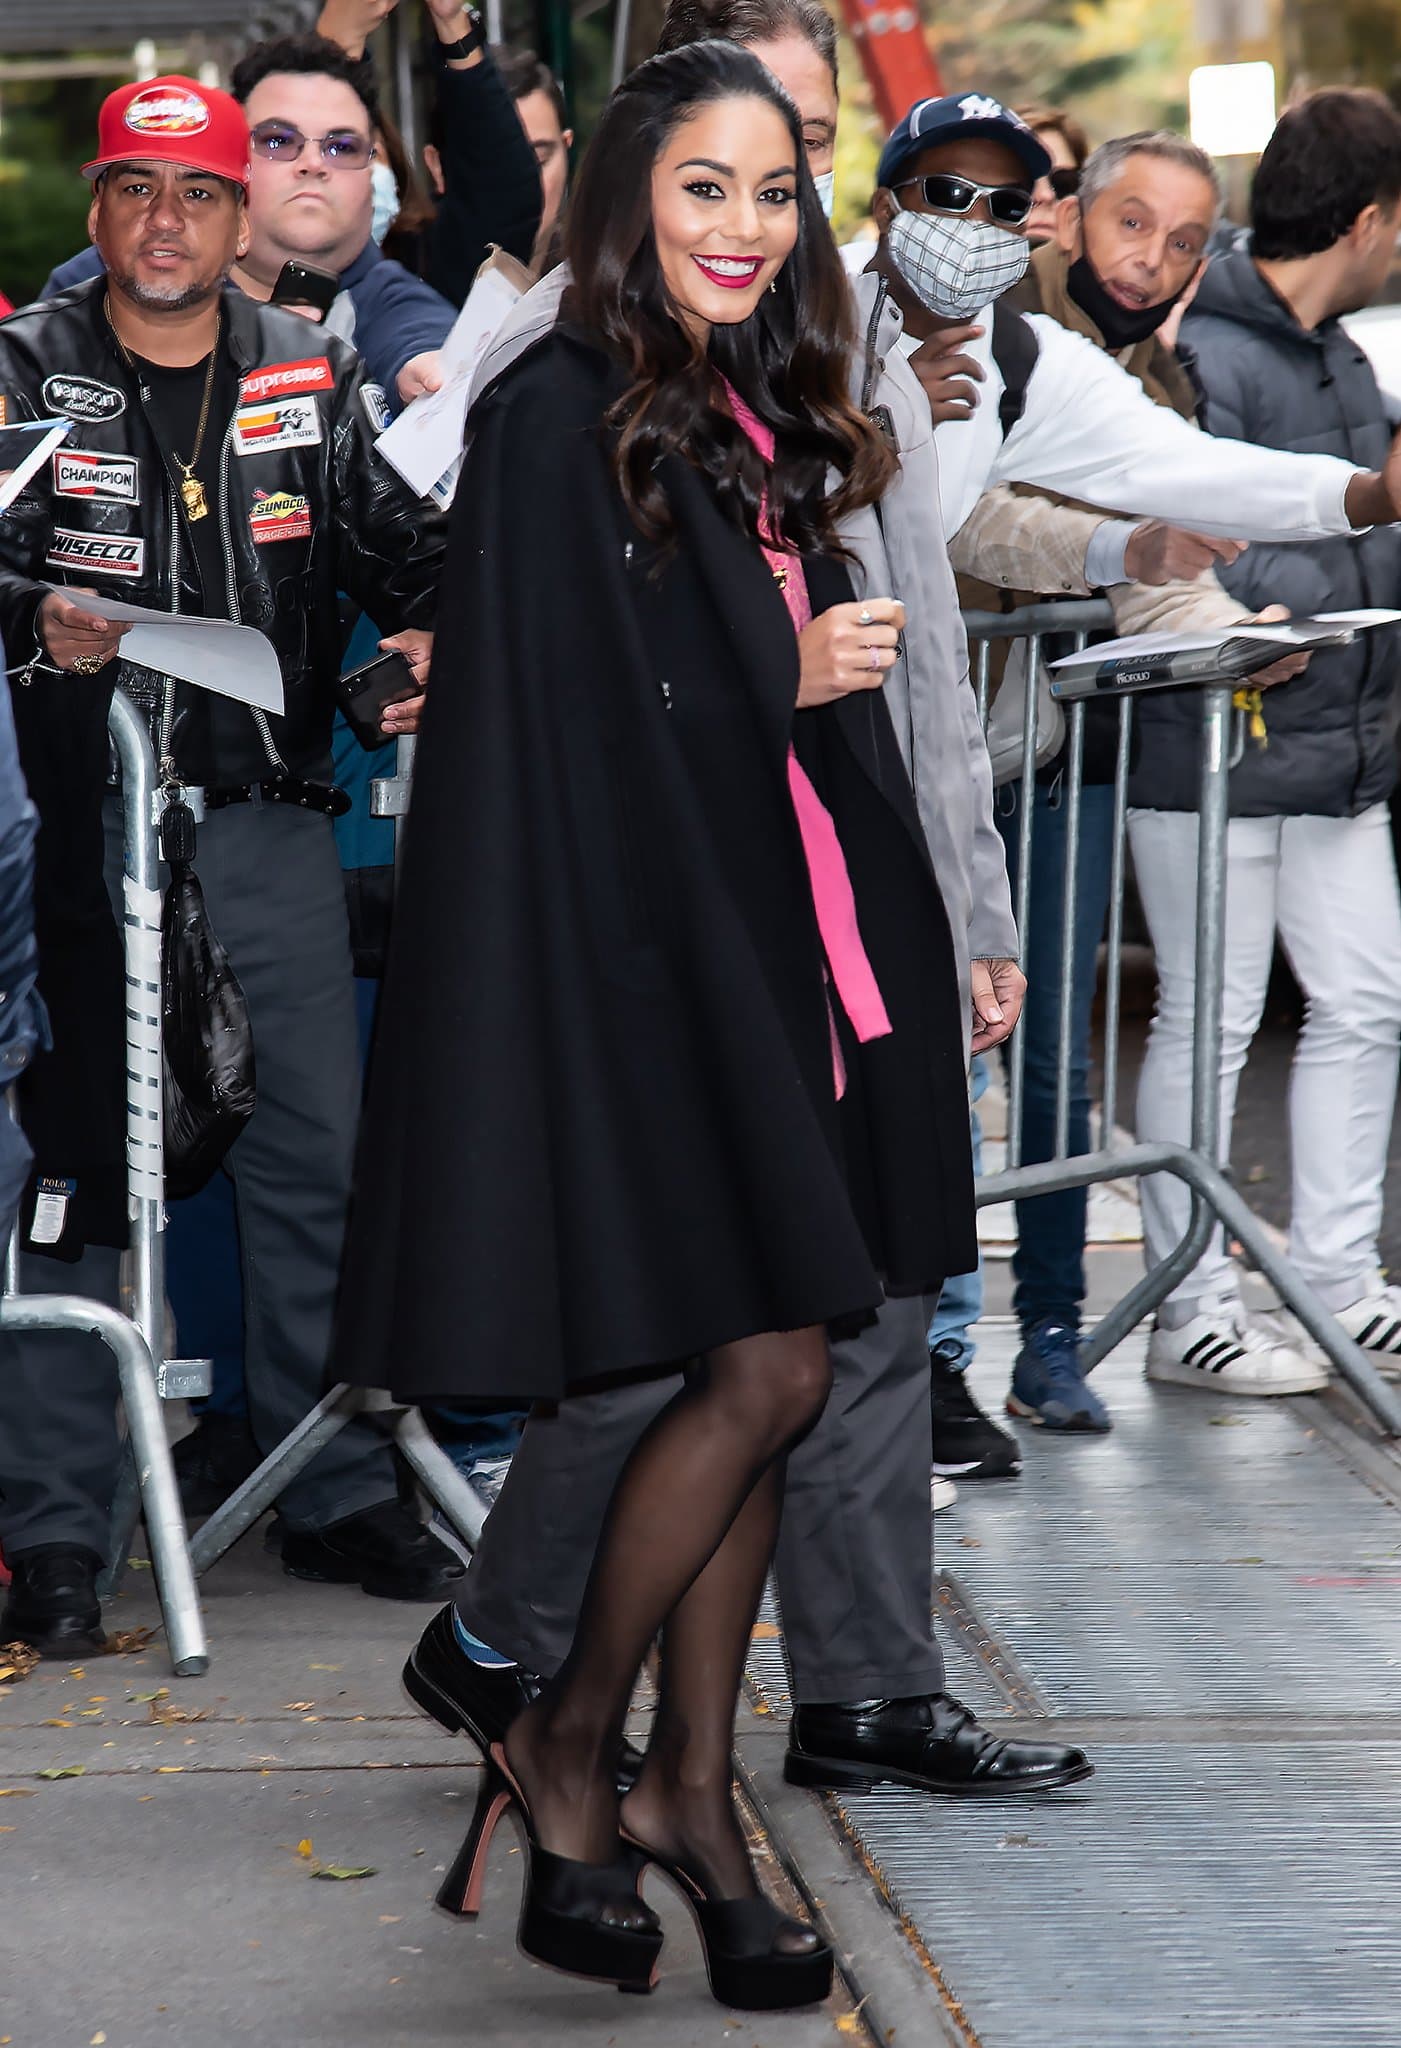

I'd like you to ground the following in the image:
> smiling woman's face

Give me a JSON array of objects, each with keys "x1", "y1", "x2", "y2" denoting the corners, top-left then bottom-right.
[{"x1": 650, "y1": 94, "x2": 800, "y2": 344}]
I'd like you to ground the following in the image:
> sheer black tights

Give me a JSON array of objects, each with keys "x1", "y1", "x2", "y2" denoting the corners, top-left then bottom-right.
[{"x1": 504, "y1": 1327, "x2": 831, "y2": 1933}]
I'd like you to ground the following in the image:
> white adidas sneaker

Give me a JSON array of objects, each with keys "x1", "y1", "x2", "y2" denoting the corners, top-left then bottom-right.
[
  {"x1": 1146, "y1": 1304, "x2": 1329, "y2": 1397},
  {"x1": 930, "y1": 1474, "x2": 959, "y2": 1513},
  {"x1": 1333, "y1": 1276, "x2": 1401, "y2": 1377}
]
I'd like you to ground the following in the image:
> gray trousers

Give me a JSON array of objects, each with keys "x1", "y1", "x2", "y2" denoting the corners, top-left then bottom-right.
[
  {"x1": 457, "y1": 1293, "x2": 944, "y2": 1705},
  {"x1": 0, "y1": 800, "x2": 400, "y2": 1555}
]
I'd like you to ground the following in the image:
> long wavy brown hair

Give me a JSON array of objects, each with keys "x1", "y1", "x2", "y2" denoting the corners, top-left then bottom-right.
[{"x1": 564, "y1": 41, "x2": 895, "y2": 559}]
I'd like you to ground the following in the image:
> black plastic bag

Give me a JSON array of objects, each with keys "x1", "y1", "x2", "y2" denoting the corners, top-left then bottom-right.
[{"x1": 161, "y1": 863, "x2": 256, "y2": 1198}]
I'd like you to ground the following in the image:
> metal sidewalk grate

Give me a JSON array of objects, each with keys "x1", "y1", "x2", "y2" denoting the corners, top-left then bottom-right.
[
  {"x1": 857, "y1": 1742, "x2": 1401, "y2": 2048},
  {"x1": 753, "y1": 1330, "x2": 1401, "y2": 2047}
]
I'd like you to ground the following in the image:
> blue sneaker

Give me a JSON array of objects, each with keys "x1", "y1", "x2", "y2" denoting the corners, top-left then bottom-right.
[{"x1": 1007, "y1": 1320, "x2": 1112, "y2": 1432}]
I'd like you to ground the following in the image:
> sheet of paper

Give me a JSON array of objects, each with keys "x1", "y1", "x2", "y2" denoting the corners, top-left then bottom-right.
[
  {"x1": 374, "y1": 262, "x2": 524, "y2": 500},
  {"x1": 56, "y1": 589, "x2": 284, "y2": 714},
  {"x1": 0, "y1": 420, "x2": 72, "y2": 511}
]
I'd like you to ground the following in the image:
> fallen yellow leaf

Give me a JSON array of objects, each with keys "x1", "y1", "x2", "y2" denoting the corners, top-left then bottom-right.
[
  {"x1": 312, "y1": 1864, "x2": 376, "y2": 1881},
  {"x1": 0, "y1": 1825, "x2": 16, "y2": 1832},
  {"x1": 0, "y1": 1788, "x2": 37, "y2": 1797},
  {"x1": 282, "y1": 1701, "x2": 315, "y2": 1712},
  {"x1": 308, "y1": 1663, "x2": 342, "y2": 1671},
  {"x1": 35, "y1": 1766, "x2": 85, "y2": 1780},
  {"x1": 42, "y1": 1719, "x2": 73, "y2": 1729},
  {"x1": 91, "y1": 2032, "x2": 107, "y2": 2044},
  {"x1": 154, "y1": 1766, "x2": 185, "y2": 1774},
  {"x1": 297, "y1": 1838, "x2": 314, "y2": 1860}
]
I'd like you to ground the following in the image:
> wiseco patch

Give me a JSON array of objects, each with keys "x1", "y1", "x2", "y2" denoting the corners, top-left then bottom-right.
[
  {"x1": 249, "y1": 488, "x2": 312, "y2": 544},
  {"x1": 46, "y1": 527, "x2": 144, "y2": 578},
  {"x1": 232, "y1": 395, "x2": 322, "y2": 456},
  {"x1": 55, "y1": 451, "x2": 139, "y2": 503},
  {"x1": 239, "y1": 357, "x2": 334, "y2": 406}
]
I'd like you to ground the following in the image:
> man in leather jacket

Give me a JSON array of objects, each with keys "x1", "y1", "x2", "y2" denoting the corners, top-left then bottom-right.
[{"x1": 0, "y1": 77, "x2": 453, "y2": 1655}]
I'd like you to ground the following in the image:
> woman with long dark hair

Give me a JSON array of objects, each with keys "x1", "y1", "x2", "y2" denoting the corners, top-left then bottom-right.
[{"x1": 339, "y1": 38, "x2": 974, "y2": 2010}]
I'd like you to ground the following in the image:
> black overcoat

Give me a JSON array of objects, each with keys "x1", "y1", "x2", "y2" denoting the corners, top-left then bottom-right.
[{"x1": 337, "y1": 329, "x2": 974, "y2": 1404}]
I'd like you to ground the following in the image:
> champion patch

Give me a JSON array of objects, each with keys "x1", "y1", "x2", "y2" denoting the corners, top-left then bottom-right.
[
  {"x1": 232, "y1": 395, "x2": 322, "y2": 456},
  {"x1": 46, "y1": 527, "x2": 145, "y2": 578},
  {"x1": 54, "y1": 451, "x2": 139, "y2": 503},
  {"x1": 42, "y1": 374, "x2": 126, "y2": 424},
  {"x1": 360, "y1": 382, "x2": 392, "y2": 435},
  {"x1": 124, "y1": 85, "x2": 211, "y2": 139},
  {"x1": 249, "y1": 488, "x2": 312, "y2": 544},
  {"x1": 240, "y1": 357, "x2": 334, "y2": 406}
]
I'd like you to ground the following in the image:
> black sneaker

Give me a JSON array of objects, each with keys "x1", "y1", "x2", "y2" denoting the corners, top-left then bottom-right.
[
  {"x1": 1, "y1": 1544, "x2": 107, "y2": 1657},
  {"x1": 930, "y1": 1344, "x2": 1021, "y2": 1478},
  {"x1": 276, "y1": 1500, "x2": 465, "y2": 1601}
]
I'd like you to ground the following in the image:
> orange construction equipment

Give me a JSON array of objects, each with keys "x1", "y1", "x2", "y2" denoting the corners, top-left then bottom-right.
[{"x1": 835, "y1": 0, "x2": 944, "y2": 132}]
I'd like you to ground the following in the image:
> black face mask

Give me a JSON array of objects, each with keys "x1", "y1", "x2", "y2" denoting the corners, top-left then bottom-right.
[{"x1": 1067, "y1": 252, "x2": 1195, "y2": 349}]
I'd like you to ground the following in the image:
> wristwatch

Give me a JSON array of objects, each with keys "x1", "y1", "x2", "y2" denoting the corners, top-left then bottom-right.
[{"x1": 441, "y1": 7, "x2": 487, "y2": 59}]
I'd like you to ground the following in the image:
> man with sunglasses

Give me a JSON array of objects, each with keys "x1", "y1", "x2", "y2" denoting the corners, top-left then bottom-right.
[
  {"x1": 40, "y1": 34, "x2": 459, "y2": 410},
  {"x1": 0, "y1": 78, "x2": 454, "y2": 1654}
]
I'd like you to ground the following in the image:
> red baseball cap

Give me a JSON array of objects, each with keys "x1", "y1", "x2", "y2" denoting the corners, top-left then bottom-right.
[{"x1": 81, "y1": 76, "x2": 251, "y2": 192}]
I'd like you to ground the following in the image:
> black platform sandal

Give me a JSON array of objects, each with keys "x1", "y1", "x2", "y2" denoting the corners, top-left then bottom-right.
[
  {"x1": 438, "y1": 1745, "x2": 663, "y2": 1994},
  {"x1": 626, "y1": 1836, "x2": 833, "y2": 2011}
]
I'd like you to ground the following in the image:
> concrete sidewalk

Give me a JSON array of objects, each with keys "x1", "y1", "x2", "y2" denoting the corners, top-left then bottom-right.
[{"x1": 0, "y1": 1533, "x2": 906, "y2": 2048}]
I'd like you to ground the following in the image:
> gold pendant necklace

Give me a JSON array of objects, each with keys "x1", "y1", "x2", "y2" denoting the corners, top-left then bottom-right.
[
  {"x1": 105, "y1": 294, "x2": 220, "y2": 524},
  {"x1": 179, "y1": 470, "x2": 209, "y2": 523}
]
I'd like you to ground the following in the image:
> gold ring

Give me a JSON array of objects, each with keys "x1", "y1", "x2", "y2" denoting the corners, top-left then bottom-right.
[{"x1": 68, "y1": 653, "x2": 109, "y2": 675}]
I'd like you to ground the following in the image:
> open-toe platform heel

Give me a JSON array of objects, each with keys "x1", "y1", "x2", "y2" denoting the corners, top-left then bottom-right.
[
  {"x1": 438, "y1": 1746, "x2": 663, "y2": 1994},
  {"x1": 629, "y1": 1841, "x2": 833, "y2": 2011}
]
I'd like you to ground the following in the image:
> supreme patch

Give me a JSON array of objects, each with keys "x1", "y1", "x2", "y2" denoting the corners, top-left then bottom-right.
[
  {"x1": 42, "y1": 374, "x2": 126, "y2": 424},
  {"x1": 46, "y1": 527, "x2": 144, "y2": 578},
  {"x1": 54, "y1": 451, "x2": 139, "y2": 503},
  {"x1": 233, "y1": 395, "x2": 322, "y2": 456},
  {"x1": 239, "y1": 357, "x2": 334, "y2": 406},
  {"x1": 249, "y1": 488, "x2": 312, "y2": 544}
]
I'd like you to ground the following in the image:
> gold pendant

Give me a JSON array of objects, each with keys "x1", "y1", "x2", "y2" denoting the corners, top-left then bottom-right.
[{"x1": 181, "y1": 476, "x2": 209, "y2": 522}]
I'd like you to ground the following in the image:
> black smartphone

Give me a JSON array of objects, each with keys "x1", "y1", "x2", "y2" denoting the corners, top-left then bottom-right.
[
  {"x1": 335, "y1": 649, "x2": 419, "y2": 751},
  {"x1": 270, "y1": 260, "x2": 340, "y2": 320}
]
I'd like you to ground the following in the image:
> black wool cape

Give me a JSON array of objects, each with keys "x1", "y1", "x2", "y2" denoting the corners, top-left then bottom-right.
[{"x1": 336, "y1": 330, "x2": 975, "y2": 1405}]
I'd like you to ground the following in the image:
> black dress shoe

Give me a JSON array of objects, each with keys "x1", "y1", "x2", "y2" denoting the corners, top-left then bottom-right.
[
  {"x1": 1, "y1": 1545, "x2": 107, "y2": 1658},
  {"x1": 403, "y1": 1603, "x2": 543, "y2": 1748},
  {"x1": 785, "y1": 1694, "x2": 1093, "y2": 1796},
  {"x1": 404, "y1": 1604, "x2": 645, "y2": 1792},
  {"x1": 276, "y1": 1500, "x2": 464, "y2": 1600}
]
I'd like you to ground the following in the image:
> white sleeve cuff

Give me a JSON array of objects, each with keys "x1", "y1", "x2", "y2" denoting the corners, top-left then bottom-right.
[{"x1": 1084, "y1": 519, "x2": 1137, "y2": 589}]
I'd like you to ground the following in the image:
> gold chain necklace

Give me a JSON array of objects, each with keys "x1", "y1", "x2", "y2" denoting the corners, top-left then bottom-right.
[{"x1": 104, "y1": 294, "x2": 221, "y2": 522}]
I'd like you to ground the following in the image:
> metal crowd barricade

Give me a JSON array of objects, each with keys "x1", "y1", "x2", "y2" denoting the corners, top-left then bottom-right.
[
  {"x1": 184, "y1": 725, "x2": 490, "y2": 1582},
  {"x1": 965, "y1": 601, "x2": 1401, "y2": 1437},
  {"x1": 0, "y1": 694, "x2": 209, "y2": 1674}
]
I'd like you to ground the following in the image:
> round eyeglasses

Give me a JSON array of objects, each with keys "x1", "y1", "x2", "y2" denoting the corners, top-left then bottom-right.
[{"x1": 249, "y1": 121, "x2": 374, "y2": 171}]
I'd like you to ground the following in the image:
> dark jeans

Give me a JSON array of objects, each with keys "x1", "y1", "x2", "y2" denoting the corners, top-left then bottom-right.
[{"x1": 996, "y1": 773, "x2": 1116, "y2": 1336}]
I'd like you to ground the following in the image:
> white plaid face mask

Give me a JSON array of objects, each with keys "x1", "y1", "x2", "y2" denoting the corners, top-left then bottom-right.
[{"x1": 887, "y1": 205, "x2": 1029, "y2": 321}]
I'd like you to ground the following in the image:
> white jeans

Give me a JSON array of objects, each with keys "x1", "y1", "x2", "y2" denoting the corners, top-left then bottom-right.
[{"x1": 1130, "y1": 803, "x2": 1401, "y2": 1319}]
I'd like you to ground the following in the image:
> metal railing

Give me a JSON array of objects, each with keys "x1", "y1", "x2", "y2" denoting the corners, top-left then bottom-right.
[
  {"x1": 1, "y1": 695, "x2": 208, "y2": 1673},
  {"x1": 966, "y1": 602, "x2": 1401, "y2": 1436}
]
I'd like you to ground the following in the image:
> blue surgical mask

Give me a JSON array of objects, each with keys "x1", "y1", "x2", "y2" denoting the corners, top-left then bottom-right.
[
  {"x1": 813, "y1": 169, "x2": 836, "y2": 220},
  {"x1": 370, "y1": 160, "x2": 401, "y2": 246}
]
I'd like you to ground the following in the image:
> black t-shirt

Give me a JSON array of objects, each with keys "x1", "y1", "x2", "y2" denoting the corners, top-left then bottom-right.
[{"x1": 127, "y1": 344, "x2": 268, "y2": 785}]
